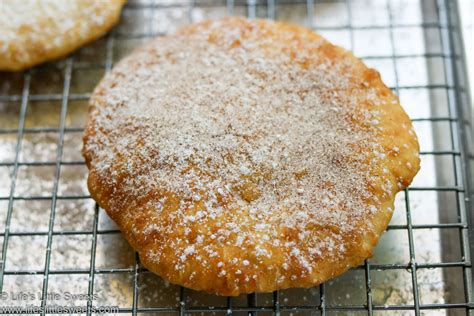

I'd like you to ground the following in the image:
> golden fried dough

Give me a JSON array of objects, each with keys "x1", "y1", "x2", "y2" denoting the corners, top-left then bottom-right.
[
  {"x1": 0, "y1": 0, "x2": 125, "y2": 71},
  {"x1": 83, "y1": 17, "x2": 420, "y2": 296}
]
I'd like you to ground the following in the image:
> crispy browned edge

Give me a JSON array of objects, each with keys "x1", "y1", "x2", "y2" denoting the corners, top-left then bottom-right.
[
  {"x1": 82, "y1": 17, "x2": 421, "y2": 296},
  {"x1": 0, "y1": 0, "x2": 126, "y2": 72}
]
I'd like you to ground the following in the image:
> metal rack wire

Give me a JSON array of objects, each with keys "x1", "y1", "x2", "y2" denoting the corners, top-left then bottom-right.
[{"x1": 0, "y1": 0, "x2": 472, "y2": 315}]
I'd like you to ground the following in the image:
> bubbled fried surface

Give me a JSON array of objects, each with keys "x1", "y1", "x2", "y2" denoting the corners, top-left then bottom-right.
[{"x1": 83, "y1": 17, "x2": 420, "y2": 296}]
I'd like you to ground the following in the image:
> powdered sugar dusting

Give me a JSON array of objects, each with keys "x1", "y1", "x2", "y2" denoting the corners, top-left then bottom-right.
[{"x1": 83, "y1": 18, "x2": 408, "y2": 291}]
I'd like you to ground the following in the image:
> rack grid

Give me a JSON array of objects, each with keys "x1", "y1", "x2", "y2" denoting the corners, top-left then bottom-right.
[{"x1": 0, "y1": 0, "x2": 472, "y2": 315}]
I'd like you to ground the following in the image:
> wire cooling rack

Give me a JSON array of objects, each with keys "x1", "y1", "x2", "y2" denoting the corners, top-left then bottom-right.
[{"x1": 0, "y1": 0, "x2": 473, "y2": 315}]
